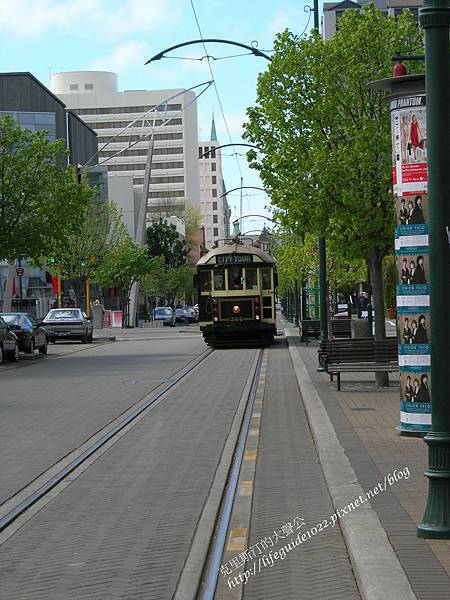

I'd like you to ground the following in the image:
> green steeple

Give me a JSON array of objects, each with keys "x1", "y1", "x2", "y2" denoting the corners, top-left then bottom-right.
[{"x1": 210, "y1": 114, "x2": 217, "y2": 141}]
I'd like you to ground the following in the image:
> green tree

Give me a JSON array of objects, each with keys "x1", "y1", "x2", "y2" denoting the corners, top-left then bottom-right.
[
  {"x1": 93, "y1": 237, "x2": 154, "y2": 322},
  {"x1": 244, "y1": 6, "x2": 422, "y2": 382},
  {"x1": 0, "y1": 116, "x2": 93, "y2": 261},
  {"x1": 141, "y1": 262, "x2": 194, "y2": 306},
  {"x1": 146, "y1": 219, "x2": 187, "y2": 267},
  {"x1": 181, "y1": 203, "x2": 204, "y2": 264},
  {"x1": 46, "y1": 197, "x2": 128, "y2": 305}
]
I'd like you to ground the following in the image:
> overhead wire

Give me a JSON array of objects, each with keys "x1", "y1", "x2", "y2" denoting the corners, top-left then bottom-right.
[{"x1": 189, "y1": 0, "x2": 244, "y2": 182}]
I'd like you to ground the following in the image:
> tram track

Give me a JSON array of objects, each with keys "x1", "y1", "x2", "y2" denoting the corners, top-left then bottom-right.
[
  {"x1": 0, "y1": 346, "x2": 214, "y2": 542},
  {"x1": 174, "y1": 347, "x2": 266, "y2": 600}
]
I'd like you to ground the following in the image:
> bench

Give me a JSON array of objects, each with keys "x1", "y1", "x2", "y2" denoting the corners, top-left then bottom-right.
[
  {"x1": 300, "y1": 319, "x2": 352, "y2": 343},
  {"x1": 319, "y1": 337, "x2": 398, "y2": 391}
]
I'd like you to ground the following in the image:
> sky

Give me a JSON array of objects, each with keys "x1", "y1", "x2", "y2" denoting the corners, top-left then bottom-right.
[{"x1": 0, "y1": 0, "x2": 313, "y2": 234}]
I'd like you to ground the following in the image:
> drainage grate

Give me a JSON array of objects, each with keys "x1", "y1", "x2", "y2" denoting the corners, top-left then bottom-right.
[{"x1": 350, "y1": 407, "x2": 376, "y2": 411}]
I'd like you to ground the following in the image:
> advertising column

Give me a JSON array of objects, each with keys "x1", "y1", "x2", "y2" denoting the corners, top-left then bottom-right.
[{"x1": 391, "y1": 94, "x2": 431, "y2": 433}]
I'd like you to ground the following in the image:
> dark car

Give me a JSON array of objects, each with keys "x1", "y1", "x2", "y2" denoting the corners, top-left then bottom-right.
[
  {"x1": 43, "y1": 308, "x2": 93, "y2": 343},
  {"x1": 0, "y1": 312, "x2": 48, "y2": 354},
  {"x1": 154, "y1": 307, "x2": 176, "y2": 327},
  {"x1": 0, "y1": 316, "x2": 19, "y2": 363}
]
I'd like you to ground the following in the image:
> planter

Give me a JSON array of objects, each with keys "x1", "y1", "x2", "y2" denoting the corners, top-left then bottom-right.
[{"x1": 385, "y1": 308, "x2": 396, "y2": 320}]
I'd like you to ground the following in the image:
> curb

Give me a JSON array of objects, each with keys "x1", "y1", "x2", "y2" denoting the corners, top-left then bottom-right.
[{"x1": 286, "y1": 330, "x2": 416, "y2": 600}]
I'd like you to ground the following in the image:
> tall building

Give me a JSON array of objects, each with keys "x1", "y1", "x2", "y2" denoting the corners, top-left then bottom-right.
[
  {"x1": 198, "y1": 116, "x2": 230, "y2": 250},
  {"x1": 51, "y1": 71, "x2": 200, "y2": 222},
  {"x1": 0, "y1": 72, "x2": 98, "y2": 316}
]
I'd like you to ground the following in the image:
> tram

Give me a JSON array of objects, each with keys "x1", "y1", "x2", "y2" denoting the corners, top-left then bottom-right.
[{"x1": 195, "y1": 240, "x2": 278, "y2": 347}]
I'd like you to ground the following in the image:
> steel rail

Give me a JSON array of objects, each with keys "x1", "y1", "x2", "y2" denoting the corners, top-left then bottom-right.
[
  {"x1": 0, "y1": 347, "x2": 214, "y2": 533},
  {"x1": 199, "y1": 348, "x2": 264, "y2": 600}
]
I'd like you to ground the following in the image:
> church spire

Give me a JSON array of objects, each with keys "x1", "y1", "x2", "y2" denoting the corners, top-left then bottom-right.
[{"x1": 210, "y1": 113, "x2": 217, "y2": 141}]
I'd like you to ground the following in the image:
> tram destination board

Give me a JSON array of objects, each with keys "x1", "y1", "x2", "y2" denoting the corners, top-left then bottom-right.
[{"x1": 216, "y1": 254, "x2": 253, "y2": 265}]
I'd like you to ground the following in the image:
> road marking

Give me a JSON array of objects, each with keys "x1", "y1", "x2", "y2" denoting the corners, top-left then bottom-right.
[
  {"x1": 227, "y1": 528, "x2": 248, "y2": 551},
  {"x1": 244, "y1": 450, "x2": 257, "y2": 461},
  {"x1": 240, "y1": 481, "x2": 253, "y2": 496}
]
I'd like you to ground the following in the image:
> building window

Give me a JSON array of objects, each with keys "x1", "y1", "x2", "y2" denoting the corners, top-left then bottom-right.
[
  {"x1": 199, "y1": 146, "x2": 203, "y2": 158},
  {"x1": 211, "y1": 162, "x2": 216, "y2": 171},
  {"x1": 69, "y1": 84, "x2": 79, "y2": 90},
  {"x1": 212, "y1": 189, "x2": 217, "y2": 197},
  {"x1": 84, "y1": 83, "x2": 94, "y2": 90},
  {"x1": 213, "y1": 227, "x2": 219, "y2": 237},
  {"x1": 213, "y1": 201, "x2": 217, "y2": 211},
  {"x1": 212, "y1": 176, "x2": 217, "y2": 184},
  {"x1": 210, "y1": 147, "x2": 216, "y2": 159},
  {"x1": 213, "y1": 214, "x2": 218, "y2": 224},
  {"x1": 204, "y1": 146, "x2": 210, "y2": 157},
  {"x1": 97, "y1": 132, "x2": 183, "y2": 143}
]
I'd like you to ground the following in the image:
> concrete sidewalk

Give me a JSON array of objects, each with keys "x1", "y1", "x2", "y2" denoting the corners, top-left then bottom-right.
[{"x1": 286, "y1": 326, "x2": 450, "y2": 600}]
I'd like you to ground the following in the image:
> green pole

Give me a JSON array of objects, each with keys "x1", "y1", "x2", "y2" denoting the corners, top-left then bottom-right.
[
  {"x1": 312, "y1": 0, "x2": 328, "y2": 342},
  {"x1": 367, "y1": 266, "x2": 373, "y2": 336},
  {"x1": 293, "y1": 279, "x2": 299, "y2": 327},
  {"x1": 417, "y1": 0, "x2": 450, "y2": 539},
  {"x1": 319, "y1": 237, "x2": 328, "y2": 339}
]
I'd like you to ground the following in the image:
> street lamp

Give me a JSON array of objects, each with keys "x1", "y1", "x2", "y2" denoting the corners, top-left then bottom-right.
[{"x1": 417, "y1": 0, "x2": 450, "y2": 539}]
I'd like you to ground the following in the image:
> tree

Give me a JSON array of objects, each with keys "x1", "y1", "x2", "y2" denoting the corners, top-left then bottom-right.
[
  {"x1": 244, "y1": 6, "x2": 422, "y2": 383},
  {"x1": 93, "y1": 237, "x2": 154, "y2": 321},
  {"x1": 0, "y1": 116, "x2": 93, "y2": 261},
  {"x1": 141, "y1": 262, "x2": 195, "y2": 307},
  {"x1": 181, "y1": 203, "x2": 204, "y2": 264},
  {"x1": 146, "y1": 219, "x2": 187, "y2": 267},
  {"x1": 46, "y1": 196, "x2": 128, "y2": 305}
]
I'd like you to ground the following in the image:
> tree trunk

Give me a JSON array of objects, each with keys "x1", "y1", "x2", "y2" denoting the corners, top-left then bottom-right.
[{"x1": 368, "y1": 254, "x2": 389, "y2": 387}]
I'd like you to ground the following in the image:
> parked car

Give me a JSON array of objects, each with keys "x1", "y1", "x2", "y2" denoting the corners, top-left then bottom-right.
[
  {"x1": 0, "y1": 316, "x2": 19, "y2": 362},
  {"x1": 175, "y1": 308, "x2": 194, "y2": 324},
  {"x1": 43, "y1": 308, "x2": 93, "y2": 343},
  {"x1": 0, "y1": 312, "x2": 48, "y2": 354},
  {"x1": 187, "y1": 306, "x2": 199, "y2": 322},
  {"x1": 154, "y1": 307, "x2": 175, "y2": 327}
]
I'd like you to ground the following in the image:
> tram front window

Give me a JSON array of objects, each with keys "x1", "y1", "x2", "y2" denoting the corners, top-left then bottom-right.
[
  {"x1": 199, "y1": 271, "x2": 211, "y2": 292},
  {"x1": 262, "y1": 269, "x2": 272, "y2": 290},
  {"x1": 229, "y1": 266, "x2": 243, "y2": 290},
  {"x1": 245, "y1": 268, "x2": 258, "y2": 290},
  {"x1": 214, "y1": 270, "x2": 225, "y2": 291}
]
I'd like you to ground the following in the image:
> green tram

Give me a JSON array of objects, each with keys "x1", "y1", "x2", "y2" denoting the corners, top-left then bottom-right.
[{"x1": 195, "y1": 241, "x2": 278, "y2": 347}]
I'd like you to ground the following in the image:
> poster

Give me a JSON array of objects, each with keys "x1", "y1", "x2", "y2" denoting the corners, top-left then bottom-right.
[{"x1": 390, "y1": 94, "x2": 431, "y2": 433}]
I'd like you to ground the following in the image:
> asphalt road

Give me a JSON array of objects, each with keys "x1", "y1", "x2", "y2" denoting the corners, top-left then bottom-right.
[{"x1": 0, "y1": 325, "x2": 205, "y2": 504}]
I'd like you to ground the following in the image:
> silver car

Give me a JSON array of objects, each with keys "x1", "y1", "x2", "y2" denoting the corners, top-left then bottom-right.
[{"x1": 43, "y1": 308, "x2": 93, "y2": 344}]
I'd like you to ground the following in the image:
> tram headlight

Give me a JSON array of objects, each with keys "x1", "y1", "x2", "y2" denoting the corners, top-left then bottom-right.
[{"x1": 232, "y1": 305, "x2": 241, "y2": 314}]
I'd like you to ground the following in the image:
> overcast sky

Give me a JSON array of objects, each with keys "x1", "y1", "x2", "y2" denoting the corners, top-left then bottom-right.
[{"x1": 0, "y1": 0, "x2": 313, "y2": 232}]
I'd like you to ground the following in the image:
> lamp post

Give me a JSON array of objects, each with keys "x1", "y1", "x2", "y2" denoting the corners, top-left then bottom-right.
[{"x1": 417, "y1": 0, "x2": 450, "y2": 539}]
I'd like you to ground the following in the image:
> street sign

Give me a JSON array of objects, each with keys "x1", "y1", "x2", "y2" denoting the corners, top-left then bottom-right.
[{"x1": 16, "y1": 267, "x2": 24, "y2": 277}]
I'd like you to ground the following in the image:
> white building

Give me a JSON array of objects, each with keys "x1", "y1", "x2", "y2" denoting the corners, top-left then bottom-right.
[
  {"x1": 51, "y1": 71, "x2": 200, "y2": 222},
  {"x1": 198, "y1": 117, "x2": 230, "y2": 250}
]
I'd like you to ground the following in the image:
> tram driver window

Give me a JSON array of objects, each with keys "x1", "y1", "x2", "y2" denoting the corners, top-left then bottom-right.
[
  {"x1": 245, "y1": 268, "x2": 258, "y2": 290},
  {"x1": 229, "y1": 266, "x2": 243, "y2": 290},
  {"x1": 199, "y1": 271, "x2": 211, "y2": 292},
  {"x1": 214, "y1": 269, "x2": 225, "y2": 291},
  {"x1": 262, "y1": 269, "x2": 272, "y2": 290}
]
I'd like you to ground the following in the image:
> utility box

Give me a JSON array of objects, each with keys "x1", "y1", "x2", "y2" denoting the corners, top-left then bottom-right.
[{"x1": 92, "y1": 304, "x2": 104, "y2": 329}]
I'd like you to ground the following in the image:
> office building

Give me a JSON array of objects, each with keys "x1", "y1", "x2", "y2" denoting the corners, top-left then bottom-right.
[
  {"x1": 198, "y1": 117, "x2": 230, "y2": 250},
  {"x1": 0, "y1": 72, "x2": 98, "y2": 315},
  {"x1": 52, "y1": 71, "x2": 201, "y2": 222}
]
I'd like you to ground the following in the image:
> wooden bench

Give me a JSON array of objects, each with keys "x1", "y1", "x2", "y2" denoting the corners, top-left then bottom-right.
[
  {"x1": 320, "y1": 337, "x2": 398, "y2": 391},
  {"x1": 300, "y1": 319, "x2": 352, "y2": 343}
]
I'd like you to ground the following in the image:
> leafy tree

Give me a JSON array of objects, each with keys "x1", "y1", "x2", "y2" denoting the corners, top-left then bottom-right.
[
  {"x1": 181, "y1": 203, "x2": 204, "y2": 264},
  {"x1": 93, "y1": 236, "x2": 154, "y2": 321},
  {"x1": 141, "y1": 262, "x2": 195, "y2": 306},
  {"x1": 0, "y1": 116, "x2": 94, "y2": 261},
  {"x1": 46, "y1": 197, "x2": 128, "y2": 304},
  {"x1": 244, "y1": 5, "x2": 422, "y2": 367},
  {"x1": 146, "y1": 219, "x2": 187, "y2": 267}
]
